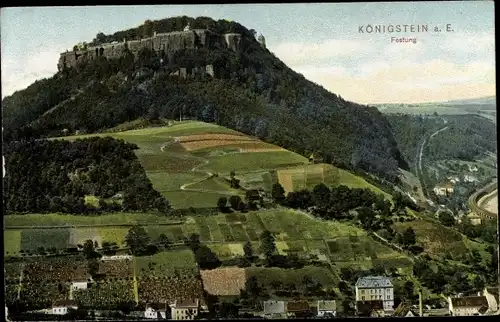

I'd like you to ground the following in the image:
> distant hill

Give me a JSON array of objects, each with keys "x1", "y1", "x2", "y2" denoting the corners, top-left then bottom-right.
[
  {"x1": 2, "y1": 16, "x2": 408, "y2": 181},
  {"x1": 441, "y1": 96, "x2": 496, "y2": 106}
]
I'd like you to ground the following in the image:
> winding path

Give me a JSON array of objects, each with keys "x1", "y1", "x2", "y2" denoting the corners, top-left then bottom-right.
[
  {"x1": 160, "y1": 139, "x2": 240, "y2": 195},
  {"x1": 417, "y1": 126, "x2": 449, "y2": 199}
]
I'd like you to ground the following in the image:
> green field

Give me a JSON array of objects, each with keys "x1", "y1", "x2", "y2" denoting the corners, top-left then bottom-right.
[
  {"x1": 202, "y1": 151, "x2": 307, "y2": 174},
  {"x1": 392, "y1": 219, "x2": 468, "y2": 258},
  {"x1": 4, "y1": 230, "x2": 21, "y2": 255},
  {"x1": 146, "y1": 171, "x2": 207, "y2": 192},
  {"x1": 4, "y1": 213, "x2": 180, "y2": 227},
  {"x1": 20, "y1": 228, "x2": 71, "y2": 252},
  {"x1": 246, "y1": 266, "x2": 339, "y2": 290},
  {"x1": 135, "y1": 249, "x2": 198, "y2": 277},
  {"x1": 51, "y1": 120, "x2": 395, "y2": 209}
]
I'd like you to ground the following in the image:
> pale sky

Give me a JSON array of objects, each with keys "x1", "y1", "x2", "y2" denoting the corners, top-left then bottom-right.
[{"x1": 1, "y1": 2, "x2": 495, "y2": 104}]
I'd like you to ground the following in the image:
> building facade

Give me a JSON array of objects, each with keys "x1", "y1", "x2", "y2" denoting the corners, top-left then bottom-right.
[
  {"x1": 170, "y1": 299, "x2": 199, "y2": 320},
  {"x1": 355, "y1": 276, "x2": 394, "y2": 311},
  {"x1": 52, "y1": 300, "x2": 78, "y2": 315}
]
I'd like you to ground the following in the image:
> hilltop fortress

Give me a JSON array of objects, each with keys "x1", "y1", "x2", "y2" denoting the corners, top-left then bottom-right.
[{"x1": 57, "y1": 23, "x2": 245, "y2": 72}]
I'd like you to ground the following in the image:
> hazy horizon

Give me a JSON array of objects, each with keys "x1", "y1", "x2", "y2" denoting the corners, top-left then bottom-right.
[{"x1": 1, "y1": 2, "x2": 495, "y2": 104}]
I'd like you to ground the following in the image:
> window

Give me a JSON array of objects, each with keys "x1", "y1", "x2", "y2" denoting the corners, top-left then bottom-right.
[
  {"x1": 362, "y1": 296, "x2": 365, "y2": 300},
  {"x1": 387, "y1": 295, "x2": 391, "y2": 300}
]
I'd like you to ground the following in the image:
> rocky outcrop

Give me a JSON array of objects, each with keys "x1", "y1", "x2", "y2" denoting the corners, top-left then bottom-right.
[
  {"x1": 224, "y1": 33, "x2": 242, "y2": 52},
  {"x1": 58, "y1": 28, "x2": 242, "y2": 71}
]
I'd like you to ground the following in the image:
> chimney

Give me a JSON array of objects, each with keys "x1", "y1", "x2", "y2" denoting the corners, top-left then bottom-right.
[{"x1": 419, "y1": 290, "x2": 423, "y2": 317}]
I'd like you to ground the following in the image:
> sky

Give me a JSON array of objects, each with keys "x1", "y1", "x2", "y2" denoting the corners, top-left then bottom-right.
[{"x1": 1, "y1": 2, "x2": 496, "y2": 104}]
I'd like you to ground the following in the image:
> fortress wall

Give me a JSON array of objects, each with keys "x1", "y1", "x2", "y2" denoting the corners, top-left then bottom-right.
[{"x1": 57, "y1": 29, "x2": 242, "y2": 71}]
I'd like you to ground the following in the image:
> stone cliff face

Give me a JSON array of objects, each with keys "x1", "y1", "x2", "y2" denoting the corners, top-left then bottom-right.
[{"x1": 57, "y1": 29, "x2": 242, "y2": 71}]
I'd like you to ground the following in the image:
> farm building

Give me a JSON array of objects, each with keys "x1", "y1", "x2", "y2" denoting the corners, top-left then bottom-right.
[
  {"x1": 71, "y1": 280, "x2": 90, "y2": 290},
  {"x1": 145, "y1": 303, "x2": 169, "y2": 319},
  {"x1": 317, "y1": 300, "x2": 337, "y2": 317},
  {"x1": 448, "y1": 296, "x2": 489, "y2": 316},
  {"x1": 170, "y1": 299, "x2": 200, "y2": 320},
  {"x1": 286, "y1": 300, "x2": 311, "y2": 318},
  {"x1": 433, "y1": 183, "x2": 454, "y2": 196},
  {"x1": 52, "y1": 299, "x2": 78, "y2": 315},
  {"x1": 262, "y1": 300, "x2": 286, "y2": 319}
]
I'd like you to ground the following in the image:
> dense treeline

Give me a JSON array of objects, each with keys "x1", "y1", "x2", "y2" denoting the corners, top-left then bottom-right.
[
  {"x1": 2, "y1": 16, "x2": 407, "y2": 181},
  {"x1": 388, "y1": 114, "x2": 497, "y2": 169},
  {"x1": 424, "y1": 115, "x2": 497, "y2": 162},
  {"x1": 3, "y1": 137, "x2": 170, "y2": 215}
]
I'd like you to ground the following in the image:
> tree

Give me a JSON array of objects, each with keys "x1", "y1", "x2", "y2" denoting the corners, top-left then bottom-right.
[
  {"x1": 143, "y1": 19, "x2": 154, "y2": 38},
  {"x1": 403, "y1": 281, "x2": 414, "y2": 300},
  {"x1": 88, "y1": 258, "x2": 100, "y2": 278},
  {"x1": 402, "y1": 227, "x2": 417, "y2": 247},
  {"x1": 259, "y1": 230, "x2": 276, "y2": 262},
  {"x1": 243, "y1": 241, "x2": 253, "y2": 261},
  {"x1": 229, "y1": 195, "x2": 242, "y2": 210},
  {"x1": 125, "y1": 225, "x2": 150, "y2": 255},
  {"x1": 438, "y1": 211, "x2": 455, "y2": 227},
  {"x1": 83, "y1": 239, "x2": 95, "y2": 259},
  {"x1": 217, "y1": 197, "x2": 228, "y2": 212},
  {"x1": 312, "y1": 183, "x2": 330, "y2": 207},
  {"x1": 147, "y1": 106, "x2": 160, "y2": 122},
  {"x1": 195, "y1": 245, "x2": 221, "y2": 270},
  {"x1": 245, "y1": 276, "x2": 260, "y2": 298},
  {"x1": 271, "y1": 183, "x2": 285, "y2": 204},
  {"x1": 156, "y1": 233, "x2": 171, "y2": 249}
]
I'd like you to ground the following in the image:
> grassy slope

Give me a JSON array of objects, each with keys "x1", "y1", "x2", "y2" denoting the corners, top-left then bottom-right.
[{"x1": 52, "y1": 120, "x2": 389, "y2": 208}]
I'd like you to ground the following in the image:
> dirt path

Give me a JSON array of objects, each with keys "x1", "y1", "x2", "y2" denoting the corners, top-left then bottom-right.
[
  {"x1": 417, "y1": 126, "x2": 449, "y2": 198},
  {"x1": 132, "y1": 256, "x2": 139, "y2": 305},
  {"x1": 17, "y1": 263, "x2": 25, "y2": 300}
]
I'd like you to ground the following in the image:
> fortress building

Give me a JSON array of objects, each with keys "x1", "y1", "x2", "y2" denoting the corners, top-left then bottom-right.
[
  {"x1": 58, "y1": 24, "x2": 243, "y2": 71},
  {"x1": 257, "y1": 33, "x2": 266, "y2": 48}
]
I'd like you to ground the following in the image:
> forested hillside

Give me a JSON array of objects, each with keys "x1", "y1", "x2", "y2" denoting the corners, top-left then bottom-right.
[
  {"x1": 2, "y1": 16, "x2": 407, "y2": 181},
  {"x1": 2, "y1": 137, "x2": 170, "y2": 215},
  {"x1": 387, "y1": 114, "x2": 497, "y2": 170}
]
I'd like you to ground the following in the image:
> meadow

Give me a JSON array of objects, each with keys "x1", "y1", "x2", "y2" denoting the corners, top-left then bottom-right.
[
  {"x1": 50, "y1": 120, "x2": 395, "y2": 209},
  {"x1": 5, "y1": 208, "x2": 410, "y2": 270}
]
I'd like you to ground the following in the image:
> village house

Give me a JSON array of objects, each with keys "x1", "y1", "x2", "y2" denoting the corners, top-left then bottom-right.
[
  {"x1": 145, "y1": 303, "x2": 169, "y2": 319},
  {"x1": 262, "y1": 300, "x2": 286, "y2": 319},
  {"x1": 448, "y1": 295, "x2": 490, "y2": 316},
  {"x1": 463, "y1": 175, "x2": 478, "y2": 183},
  {"x1": 170, "y1": 299, "x2": 199, "y2": 320},
  {"x1": 433, "y1": 183, "x2": 454, "y2": 196},
  {"x1": 52, "y1": 300, "x2": 78, "y2": 315},
  {"x1": 286, "y1": 300, "x2": 311, "y2": 318},
  {"x1": 467, "y1": 212, "x2": 482, "y2": 225},
  {"x1": 317, "y1": 300, "x2": 337, "y2": 317},
  {"x1": 355, "y1": 276, "x2": 394, "y2": 312},
  {"x1": 447, "y1": 176, "x2": 460, "y2": 184},
  {"x1": 468, "y1": 165, "x2": 479, "y2": 172},
  {"x1": 71, "y1": 279, "x2": 90, "y2": 291}
]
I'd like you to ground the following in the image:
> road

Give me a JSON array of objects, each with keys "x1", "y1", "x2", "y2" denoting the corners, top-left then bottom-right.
[{"x1": 417, "y1": 126, "x2": 449, "y2": 198}]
